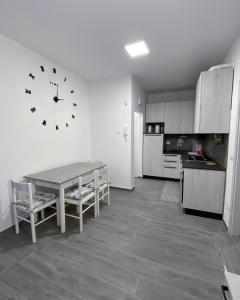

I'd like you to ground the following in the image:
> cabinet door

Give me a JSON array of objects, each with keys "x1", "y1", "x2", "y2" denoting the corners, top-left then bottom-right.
[
  {"x1": 180, "y1": 101, "x2": 194, "y2": 133},
  {"x1": 155, "y1": 102, "x2": 165, "y2": 122},
  {"x1": 143, "y1": 135, "x2": 163, "y2": 177},
  {"x1": 146, "y1": 103, "x2": 165, "y2": 123},
  {"x1": 183, "y1": 169, "x2": 225, "y2": 213},
  {"x1": 165, "y1": 102, "x2": 181, "y2": 133},
  {"x1": 199, "y1": 68, "x2": 233, "y2": 133},
  {"x1": 146, "y1": 103, "x2": 156, "y2": 123}
]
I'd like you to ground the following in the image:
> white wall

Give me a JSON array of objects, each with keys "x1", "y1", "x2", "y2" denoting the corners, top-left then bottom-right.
[
  {"x1": 0, "y1": 34, "x2": 90, "y2": 232},
  {"x1": 147, "y1": 90, "x2": 195, "y2": 104},
  {"x1": 89, "y1": 76, "x2": 133, "y2": 189},
  {"x1": 223, "y1": 36, "x2": 240, "y2": 227}
]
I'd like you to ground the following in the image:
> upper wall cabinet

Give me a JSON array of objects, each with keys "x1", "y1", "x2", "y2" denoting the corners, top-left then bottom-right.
[
  {"x1": 194, "y1": 66, "x2": 233, "y2": 133},
  {"x1": 146, "y1": 103, "x2": 165, "y2": 123},
  {"x1": 180, "y1": 101, "x2": 194, "y2": 134},
  {"x1": 165, "y1": 102, "x2": 181, "y2": 134},
  {"x1": 146, "y1": 100, "x2": 194, "y2": 134}
]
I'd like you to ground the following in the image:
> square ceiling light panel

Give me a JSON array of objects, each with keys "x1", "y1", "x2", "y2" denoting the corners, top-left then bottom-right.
[{"x1": 124, "y1": 40, "x2": 149, "y2": 58}]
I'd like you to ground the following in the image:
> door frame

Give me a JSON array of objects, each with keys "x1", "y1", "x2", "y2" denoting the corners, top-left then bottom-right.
[{"x1": 134, "y1": 112, "x2": 143, "y2": 178}]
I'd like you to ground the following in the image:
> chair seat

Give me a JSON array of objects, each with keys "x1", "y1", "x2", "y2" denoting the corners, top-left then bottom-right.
[
  {"x1": 15, "y1": 192, "x2": 56, "y2": 211},
  {"x1": 65, "y1": 186, "x2": 94, "y2": 200},
  {"x1": 65, "y1": 191, "x2": 95, "y2": 205}
]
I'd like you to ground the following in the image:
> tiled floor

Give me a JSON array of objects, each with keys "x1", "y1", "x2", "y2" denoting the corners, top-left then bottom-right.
[{"x1": 0, "y1": 178, "x2": 228, "y2": 299}]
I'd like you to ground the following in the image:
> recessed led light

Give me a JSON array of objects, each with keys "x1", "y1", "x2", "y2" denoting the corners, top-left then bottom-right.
[{"x1": 125, "y1": 40, "x2": 149, "y2": 58}]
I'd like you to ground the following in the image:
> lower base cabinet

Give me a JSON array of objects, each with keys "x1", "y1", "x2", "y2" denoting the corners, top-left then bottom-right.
[{"x1": 183, "y1": 168, "x2": 225, "y2": 214}]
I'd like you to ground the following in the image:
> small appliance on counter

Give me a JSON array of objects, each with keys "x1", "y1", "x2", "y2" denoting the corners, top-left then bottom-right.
[{"x1": 145, "y1": 122, "x2": 164, "y2": 134}]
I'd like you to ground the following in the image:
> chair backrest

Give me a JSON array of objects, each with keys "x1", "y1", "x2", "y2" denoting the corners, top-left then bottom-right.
[
  {"x1": 11, "y1": 180, "x2": 34, "y2": 210},
  {"x1": 78, "y1": 170, "x2": 98, "y2": 194},
  {"x1": 97, "y1": 165, "x2": 109, "y2": 187}
]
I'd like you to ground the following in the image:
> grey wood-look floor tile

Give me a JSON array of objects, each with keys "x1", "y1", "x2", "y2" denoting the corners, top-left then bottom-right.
[
  {"x1": 213, "y1": 229, "x2": 240, "y2": 274},
  {"x1": 0, "y1": 280, "x2": 27, "y2": 300},
  {"x1": 0, "y1": 263, "x2": 83, "y2": 300},
  {"x1": 0, "y1": 252, "x2": 15, "y2": 272},
  {"x1": 147, "y1": 218, "x2": 214, "y2": 239},
  {"x1": 74, "y1": 224, "x2": 135, "y2": 248},
  {"x1": 0, "y1": 230, "x2": 34, "y2": 261},
  {"x1": 42, "y1": 241, "x2": 138, "y2": 294},
  {"x1": 156, "y1": 263, "x2": 222, "y2": 300},
  {"x1": 136, "y1": 225, "x2": 218, "y2": 254},
  {"x1": 0, "y1": 177, "x2": 228, "y2": 300},
  {"x1": 131, "y1": 232, "x2": 222, "y2": 270},
  {"x1": 60, "y1": 235, "x2": 160, "y2": 279},
  {"x1": 120, "y1": 241, "x2": 224, "y2": 285},
  {"x1": 136, "y1": 277, "x2": 199, "y2": 300},
  {"x1": 160, "y1": 180, "x2": 181, "y2": 203}
]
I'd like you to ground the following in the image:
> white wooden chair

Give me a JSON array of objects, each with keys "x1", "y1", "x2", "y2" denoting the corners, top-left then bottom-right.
[
  {"x1": 11, "y1": 181, "x2": 57, "y2": 243},
  {"x1": 64, "y1": 171, "x2": 97, "y2": 232},
  {"x1": 96, "y1": 165, "x2": 110, "y2": 216}
]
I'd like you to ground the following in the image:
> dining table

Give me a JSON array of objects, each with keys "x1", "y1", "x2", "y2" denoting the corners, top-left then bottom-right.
[{"x1": 24, "y1": 161, "x2": 106, "y2": 233}]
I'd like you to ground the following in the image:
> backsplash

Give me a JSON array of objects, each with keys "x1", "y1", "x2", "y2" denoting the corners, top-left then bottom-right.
[
  {"x1": 204, "y1": 134, "x2": 229, "y2": 168},
  {"x1": 164, "y1": 134, "x2": 229, "y2": 167},
  {"x1": 164, "y1": 134, "x2": 205, "y2": 152}
]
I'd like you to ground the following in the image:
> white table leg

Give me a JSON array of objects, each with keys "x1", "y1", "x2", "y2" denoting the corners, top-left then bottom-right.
[{"x1": 59, "y1": 185, "x2": 65, "y2": 233}]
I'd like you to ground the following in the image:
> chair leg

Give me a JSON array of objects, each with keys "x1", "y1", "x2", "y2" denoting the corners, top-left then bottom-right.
[
  {"x1": 94, "y1": 196, "x2": 97, "y2": 218},
  {"x1": 30, "y1": 212, "x2": 36, "y2": 243},
  {"x1": 56, "y1": 198, "x2": 60, "y2": 226},
  {"x1": 79, "y1": 203, "x2": 83, "y2": 233},
  {"x1": 97, "y1": 192, "x2": 100, "y2": 217},
  {"x1": 41, "y1": 210, "x2": 45, "y2": 220},
  {"x1": 107, "y1": 186, "x2": 110, "y2": 205},
  {"x1": 13, "y1": 206, "x2": 19, "y2": 234}
]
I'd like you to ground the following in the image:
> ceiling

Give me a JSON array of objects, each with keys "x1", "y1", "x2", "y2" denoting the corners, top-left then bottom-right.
[{"x1": 0, "y1": 0, "x2": 240, "y2": 92}]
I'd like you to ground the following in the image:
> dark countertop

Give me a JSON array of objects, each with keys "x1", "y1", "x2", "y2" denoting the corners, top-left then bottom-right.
[{"x1": 182, "y1": 158, "x2": 225, "y2": 171}]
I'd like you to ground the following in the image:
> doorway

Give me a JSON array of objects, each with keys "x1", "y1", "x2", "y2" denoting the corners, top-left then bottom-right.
[{"x1": 134, "y1": 112, "x2": 143, "y2": 178}]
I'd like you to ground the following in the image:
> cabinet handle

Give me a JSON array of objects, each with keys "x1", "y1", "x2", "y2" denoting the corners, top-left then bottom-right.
[
  {"x1": 164, "y1": 166, "x2": 177, "y2": 169},
  {"x1": 164, "y1": 160, "x2": 178, "y2": 163},
  {"x1": 221, "y1": 285, "x2": 229, "y2": 300},
  {"x1": 164, "y1": 155, "x2": 177, "y2": 157}
]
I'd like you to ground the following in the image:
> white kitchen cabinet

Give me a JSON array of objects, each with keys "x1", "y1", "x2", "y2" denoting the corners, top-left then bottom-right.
[
  {"x1": 180, "y1": 101, "x2": 194, "y2": 133},
  {"x1": 146, "y1": 103, "x2": 165, "y2": 123},
  {"x1": 143, "y1": 135, "x2": 163, "y2": 177},
  {"x1": 162, "y1": 154, "x2": 181, "y2": 179},
  {"x1": 164, "y1": 102, "x2": 181, "y2": 133},
  {"x1": 194, "y1": 66, "x2": 233, "y2": 133},
  {"x1": 183, "y1": 168, "x2": 225, "y2": 213}
]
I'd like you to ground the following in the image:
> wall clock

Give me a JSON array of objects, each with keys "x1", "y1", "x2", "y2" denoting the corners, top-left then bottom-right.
[{"x1": 25, "y1": 65, "x2": 78, "y2": 131}]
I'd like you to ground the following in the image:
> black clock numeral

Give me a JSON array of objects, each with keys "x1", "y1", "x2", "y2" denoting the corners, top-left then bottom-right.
[
  {"x1": 73, "y1": 103, "x2": 77, "y2": 107},
  {"x1": 66, "y1": 123, "x2": 69, "y2": 127},
  {"x1": 30, "y1": 107, "x2": 36, "y2": 113},
  {"x1": 40, "y1": 66, "x2": 45, "y2": 72},
  {"x1": 71, "y1": 90, "x2": 74, "y2": 94},
  {"x1": 29, "y1": 73, "x2": 35, "y2": 80},
  {"x1": 42, "y1": 120, "x2": 47, "y2": 126},
  {"x1": 50, "y1": 81, "x2": 58, "y2": 87},
  {"x1": 56, "y1": 125, "x2": 59, "y2": 130},
  {"x1": 72, "y1": 115, "x2": 75, "y2": 119},
  {"x1": 64, "y1": 77, "x2": 67, "y2": 82},
  {"x1": 53, "y1": 68, "x2": 56, "y2": 74},
  {"x1": 25, "y1": 89, "x2": 31, "y2": 94}
]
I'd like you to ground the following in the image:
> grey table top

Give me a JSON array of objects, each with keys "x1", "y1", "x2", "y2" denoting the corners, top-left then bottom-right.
[{"x1": 24, "y1": 161, "x2": 106, "y2": 184}]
